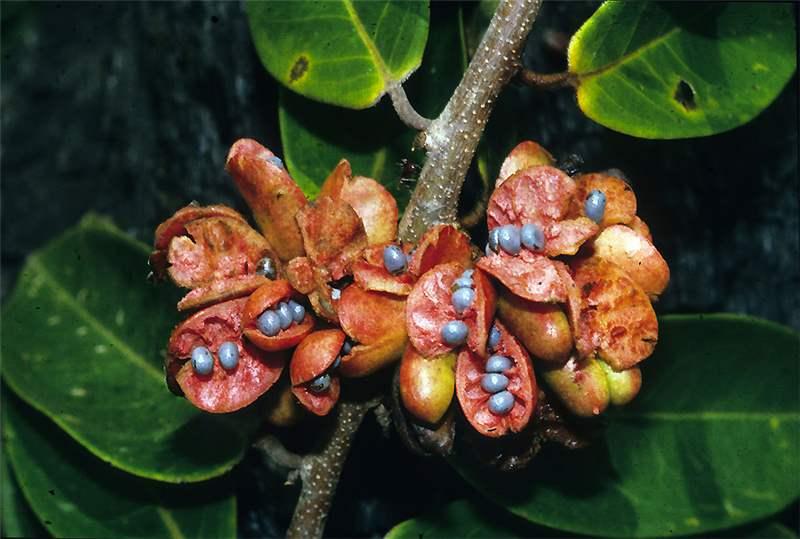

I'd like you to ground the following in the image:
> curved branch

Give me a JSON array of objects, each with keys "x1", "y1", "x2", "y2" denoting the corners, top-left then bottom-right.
[
  {"x1": 387, "y1": 83, "x2": 433, "y2": 131},
  {"x1": 517, "y1": 68, "x2": 576, "y2": 89},
  {"x1": 285, "y1": 399, "x2": 378, "y2": 539},
  {"x1": 398, "y1": 0, "x2": 544, "y2": 242}
]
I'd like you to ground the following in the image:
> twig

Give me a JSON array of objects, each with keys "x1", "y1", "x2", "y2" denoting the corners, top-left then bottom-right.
[
  {"x1": 387, "y1": 83, "x2": 433, "y2": 131},
  {"x1": 253, "y1": 434, "x2": 303, "y2": 471},
  {"x1": 517, "y1": 68, "x2": 576, "y2": 89},
  {"x1": 398, "y1": 0, "x2": 544, "y2": 242},
  {"x1": 285, "y1": 399, "x2": 379, "y2": 539},
  {"x1": 271, "y1": 2, "x2": 546, "y2": 535}
]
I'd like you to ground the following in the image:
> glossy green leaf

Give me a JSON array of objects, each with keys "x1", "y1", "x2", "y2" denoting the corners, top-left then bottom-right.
[
  {"x1": 386, "y1": 499, "x2": 557, "y2": 539},
  {"x1": 2, "y1": 449, "x2": 46, "y2": 538},
  {"x1": 453, "y1": 314, "x2": 800, "y2": 537},
  {"x1": 568, "y1": 2, "x2": 797, "y2": 139},
  {"x1": 279, "y1": 4, "x2": 465, "y2": 206},
  {"x1": 247, "y1": 0, "x2": 429, "y2": 109},
  {"x1": 3, "y1": 393, "x2": 236, "y2": 539},
  {"x1": 1, "y1": 215, "x2": 255, "y2": 483}
]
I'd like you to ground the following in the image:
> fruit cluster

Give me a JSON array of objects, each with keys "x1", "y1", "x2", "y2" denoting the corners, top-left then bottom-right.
[{"x1": 151, "y1": 138, "x2": 668, "y2": 443}]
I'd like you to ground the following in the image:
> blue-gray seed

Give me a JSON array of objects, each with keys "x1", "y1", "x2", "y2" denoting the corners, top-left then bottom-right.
[
  {"x1": 521, "y1": 223, "x2": 545, "y2": 250},
  {"x1": 276, "y1": 302, "x2": 293, "y2": 330},
  {"x1": 488, "y1": 390, "x2": 515, "y2": 415},
  {"x1": 488, "y1": 228, "x2": 501, "y2": 252},
  {"x1": 485, "y1": 354, "x2": 512, "y2": 373},
  {"x1": 218, "y1": 341, "x2": 239, "y2": 370},
  {"x1": 266, "y1": 156, "x2": 284, "y2": 169},
  {"x1": 191, "y1": 346, "x2": 214, "y2": 375},
  {"x1": 498, "y1": 225, "x2": 521, "y2": 255},
  {"x1": 342, "y1": 340, "x2": 353, "y2": 355},
  {"x1": 383, "y1": 245, "x2": 407, "y2": 274},
  {"x1": 255, "y1": 257, "x2": 277, "y2": 280},
  {"x1": 441, "y1": 320, "x2": 469, "y2": 346},
  {"x1": 288, "y1": 300, "x2": 306, "y2": 323},
  {"x1": 481, "y1": 373, "x2": 509, "y2": 393},
  {"x1": 332, "y1": 356, "x2": 342, "y2": 369},
  {"x1": 309, "y1": 373, "x2": 331, "y2": 393},
  {"x1": 452, "y1": 287, "x2": 476, "y2": 313},
  {"x1": 487, "y1": 325, "x2": 501, "y2": 351},
  {"x1": 485, "y1": 243, "x2": 493, "y2": 257},
  {"x1": 331, "y1": 288, "x2": 342, "y2": 301},
  {"x1": 452, "y1": 276, "x2": 474, "y2": 290},
  {"x1": 585, "y1": 189, "x2": 606, "y2": 224},
  {"x1": 461, "y1": 269, "x2": 474, "y2": 279},
  {"x1": 257, "y1": 310, "x2": 281, "y2": 337}
]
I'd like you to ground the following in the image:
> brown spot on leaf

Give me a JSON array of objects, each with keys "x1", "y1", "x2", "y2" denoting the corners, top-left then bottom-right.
[
  {"x1": 290, "y1": 56, "x2": 309, "y2": 83},
  {"x1": 674, "y1": 80, "x2": 696, "y2": 111}
]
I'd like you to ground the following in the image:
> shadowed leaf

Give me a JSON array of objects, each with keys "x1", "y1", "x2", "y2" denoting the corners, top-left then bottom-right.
[
  {"x1": 3, "y1": 393, "x2": 236, "y2": 538},
  {"x1": 1, "y1": 215, "x2": 258, "y2": 483}
]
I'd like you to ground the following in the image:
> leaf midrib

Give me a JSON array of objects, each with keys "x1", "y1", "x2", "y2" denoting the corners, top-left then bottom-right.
[
  {"x1": 27, "y1": 255, "x2": 163, "y2": 382},
  {"x1": 342, "y1": 0, "x2": 392, "y2": 83},
  {"x1": 156, "y1": 507, "x2": 186, "y2": 539},
  {"x1": 573, "y1": 4, "x2": 714, "y2": 80}
]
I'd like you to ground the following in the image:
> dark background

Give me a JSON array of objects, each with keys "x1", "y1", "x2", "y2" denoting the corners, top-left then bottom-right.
[{"x1": 2, "y1": 2, "x2": 798, "y2": 537}]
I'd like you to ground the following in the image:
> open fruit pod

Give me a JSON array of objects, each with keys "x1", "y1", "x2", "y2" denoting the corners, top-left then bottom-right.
[
  {"x1": 150, "y1": 204, "x2": 280, "y2": 311},
  {"x1": 290, "y1": 329, "x2": 345, "y2": 416},
  {"x1": 166, "y1": 297, "x2": 286, "y2": 413},
  {"x1": 242, "y1": 280, "x2": 315, "y2": 352},
  {"x1": 151, "y1": 136, "x2": 669, "y2": 464},
  {"x1": 456, "y1": 321, "x2": 537, "y2": 437}
]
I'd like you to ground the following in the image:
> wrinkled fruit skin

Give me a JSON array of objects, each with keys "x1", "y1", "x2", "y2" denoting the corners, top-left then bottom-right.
[
  {"x1": 399, "y1": 347, "x2": 456, "y2": 425},
  {"x1": 571, "y1": 257, "x2": 658, "y2": 371},
  {"x1": 225, "y1": 138, "x2": 307, "y2": 262},
  {"x1": 153, "y1": 137, "x2": 668, "y2": 450},
  {"x1": 497, "y1": 140, "x2": 554, "y2": 187},
  {"x1": 151, "y1": 204, "x2": 279, "y2": 311}
]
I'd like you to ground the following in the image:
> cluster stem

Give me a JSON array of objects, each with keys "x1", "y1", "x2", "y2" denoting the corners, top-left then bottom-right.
[{"x1": 275, "y1": 0, "x2": 545, "y2": 536}]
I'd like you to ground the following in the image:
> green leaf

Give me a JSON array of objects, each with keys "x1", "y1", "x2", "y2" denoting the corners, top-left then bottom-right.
[
  {"x1": 2, "y1": 448, "x2": 46, "y2": 538},
  {"x1": 743, "y1": 522, "x2": 799, "y2": 539},
  {"x1": 568, "y1": 2, "x2": 797, "y2": 139},
  {"x1": 386, "y1": 499, "x2": 563, "y2": 539},
  {"x1": 279, "y1": 90, "x2": 408, "y2": 203},
  {"x1": 247, "y1": 0, "x2": 429, "y2": 109},
  {"x1": 1, "y1": 214, "x2": 254, "y2": 483},
  {"x1": 453, "y1": 314, "x2": 800, "y2": 537},
  {"x1": 3, "y1": 392, "x2": 236, "y2": 539},
  {"x1": 279, "y1": 4, "x2": 464, "y2": 205}
]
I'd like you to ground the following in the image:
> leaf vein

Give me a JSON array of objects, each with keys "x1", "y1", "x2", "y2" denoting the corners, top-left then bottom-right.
[
  {"x1": 156, "y1": 507, "x2": 186, "y2": 539},
  {"x1": 28, "y1": 255, "x2": 162, "y2": 381},
  {"x1": 342, "y1": 0, "x2": 392, "y2": 84},
  {"x1": 578, "y1": 4, "x2": 715, "y2": 80}
]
